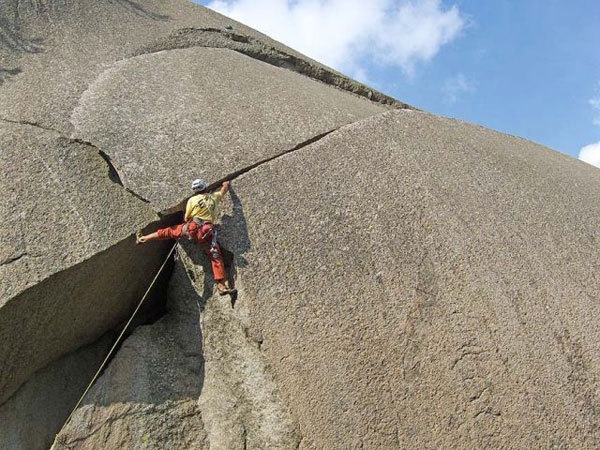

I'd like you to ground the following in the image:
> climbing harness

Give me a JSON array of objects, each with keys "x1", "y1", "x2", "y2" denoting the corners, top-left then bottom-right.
[
  {"x1": 51, "y1": 242, "x2": 177, "y2": 449},
  {"x1": 182, "y1": 218, "x2": 220, "y2": 260}
]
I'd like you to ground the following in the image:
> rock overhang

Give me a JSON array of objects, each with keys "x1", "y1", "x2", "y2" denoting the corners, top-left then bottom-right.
[
  {"x1": 2, "y1": 0, "x2": 600, "y2": 448},
  {"x1": 0, "y1": 119, "x2": 173, "y2": 405},
  {"x1": 0, "y1": 120, "x2": 158, "y2": 300},
  {"x1": 0, "y1": 0, "x2": 401, "y2": 412}
]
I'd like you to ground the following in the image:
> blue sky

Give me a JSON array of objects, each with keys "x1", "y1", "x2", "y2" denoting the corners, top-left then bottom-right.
[{"x1": 195, "y1": 0, "x2": 600, "y2": 168}]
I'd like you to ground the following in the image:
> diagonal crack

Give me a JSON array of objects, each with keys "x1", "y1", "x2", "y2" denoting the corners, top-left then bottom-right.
[
  {"x1": 1, "y1": 116, "x2": 336, "y2": 215},
  {"x1": 163, "y1": 128, "x2": 338, "y2": 216},
  {"x1": 1, "y1": 252, "x2": 27, "y2": 266},
  {"x1": 0, "y1": 117, "x2": 57, "y2": 132},
  {"x1": 0, "y1": 117, "x2": 152, "y2": 205},
  {"x1": 209, "y1": 129, "x2": 335, "y2": 190}
]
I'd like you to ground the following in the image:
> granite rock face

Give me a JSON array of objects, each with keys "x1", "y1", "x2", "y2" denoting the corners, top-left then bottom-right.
[
  {"x1": 0, "y1": 120, "x2": 167, "y2": 405},
  {"x1": 2, "y1": 1, "x2": 600, "y2": 449},
  {"x1": 53, "y1": 257, "x2": 209, "y2": 450},
  {"x1": 213, "y1": 110, "x2": 600, "y2": 449},
  {"x1": 56, "y1": 242, "x2": 299, "y2": 449},
  {"x1": 57, "y1": 111, "x2": 599, "y2": 449},
  {"x1": 70, "y1": 46, "x2": 387, "y2": 210},
  {"x1": 0, "y1": 334, "x2": 114, "y2": 450},
  {"x1": 0, "y1": 0, "x2": 398, "y2": 134}
]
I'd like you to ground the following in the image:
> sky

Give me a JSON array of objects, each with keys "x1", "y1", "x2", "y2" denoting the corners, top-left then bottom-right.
[{"x1": 195, "y1": 0, "x2": 600, "y2": 169}]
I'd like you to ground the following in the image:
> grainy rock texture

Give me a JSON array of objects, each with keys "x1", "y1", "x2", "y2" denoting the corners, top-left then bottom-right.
[
  {"x1": 56, "y1": 242, "x2": 299, "y2": 449},
  {"x1": 1, "y1": 0, "x2": 392, "y2": 446},
  {"x1": 53, "y1": 258, "x2": 208, "y2": 450},
  {"x1": 0, "y1": 334, "x2": 114, "y2": 450},
  {"x1": 0, "y1": 120, "x2": 168, "y2": 405},
  {"x1": 213, "y1": 110, "x2": 600, "y2": 449},
  {"x1": 2, "y1": 1, "x2": 600, "y2": 449},
  {"x1": 0, "y1": 0, "x2": 396, "y2": 134},
  {"x1": 56, "y1": 109, "x2": 600, "y2": 449},
  {"x1": 70, "y1": 46, "x2": 386, "y2": 210}
]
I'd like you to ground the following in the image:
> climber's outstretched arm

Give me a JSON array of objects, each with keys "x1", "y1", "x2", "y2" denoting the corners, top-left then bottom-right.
[
  {"x1": 136, "y1": 231, "x2": 159, "y2": 244},
  {"x1": 220, "y1": 180, "x2": 230, "y2": 196}
]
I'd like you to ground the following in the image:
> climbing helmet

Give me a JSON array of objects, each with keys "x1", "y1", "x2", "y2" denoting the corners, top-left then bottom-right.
[{"x1": 191, "y1": 178, "x2": 208, "y2": 192}]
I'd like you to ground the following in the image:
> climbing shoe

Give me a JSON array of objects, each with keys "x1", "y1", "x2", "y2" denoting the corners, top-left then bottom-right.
[{"x1": 218, "y1": 287, "x2": 237, "y2": 296}]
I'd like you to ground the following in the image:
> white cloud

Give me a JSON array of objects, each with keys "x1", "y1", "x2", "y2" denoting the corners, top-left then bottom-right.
[
  {"x1": 579, "y1": 83, "x2": 600, "y2": 169},
  {"x1": 207, "y1": 0, "x2": 465, "y2": 79},
  {"x1": 351, "y1": 67, "x2": 371, "y2": 85},
  {"x1": 578, "y1": 142, "x2": 600, "y2": 168},
  {"x1": 442, "y1": 73, "x2": 475, "y2": 103}
]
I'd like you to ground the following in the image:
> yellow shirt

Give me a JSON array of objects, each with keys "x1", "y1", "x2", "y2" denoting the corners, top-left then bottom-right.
[{"x1": 184, "y1": 191, "x2": 223, "y2": 223}]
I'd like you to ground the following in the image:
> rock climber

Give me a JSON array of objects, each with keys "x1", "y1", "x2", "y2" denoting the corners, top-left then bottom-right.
[{"x1": 136, "y1": 179, "x2": 237, "y2": 296}]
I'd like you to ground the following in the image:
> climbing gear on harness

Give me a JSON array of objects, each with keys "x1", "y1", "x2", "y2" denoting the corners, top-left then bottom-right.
[
  {"x1": 182, "y1": 218, "x2": 211, "y2": 239},
  {"x1": 207, "y1": 224, "x2": 220, "y2": 260},
  {"x1": 182, "y1": 219, "x2": 219, "y2": 254},
  {"x1": 191, "y1": 178, "x2": 207, "y2": 192},
  {"x1": 181, "y1": 222, "x2": 191, "y2": 239}
]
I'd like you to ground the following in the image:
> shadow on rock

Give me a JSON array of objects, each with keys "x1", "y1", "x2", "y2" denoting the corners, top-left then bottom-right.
[
  {"x1": 0, "y1": 19, "x2": 44, "y2": 53},
  {"x1": 0, "y1": 67, "x2": 21, "y2": 85},
  {"x1": 220, "y1": 186, "x2": 252, "y2": 307},
  {"x1": 110, "y1": 0, "x2": 170, "y2": 21},
  {"x1": 53, "y1": 187, "x2": 251, "y2": 447},
  {"x1": 53, "y1": 255, "x2": 208, "y2": 448},
  {"x1": 78, "y1": 257, "x2": 205, "y2": 408},
  {"x1": 220, "y1": 185, "x2": 251, "y2": 262}
]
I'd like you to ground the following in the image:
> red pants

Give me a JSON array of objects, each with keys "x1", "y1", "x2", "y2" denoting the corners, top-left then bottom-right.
[{"x1": 157, "y1": 222, "x2": 226, "y2": 281}]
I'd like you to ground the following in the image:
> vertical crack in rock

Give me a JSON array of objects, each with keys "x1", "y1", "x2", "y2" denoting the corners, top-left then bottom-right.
[
  {"x1": 400, "y1": 251, "x2": 438, "y2": 384},
  {"x1": 555, "y1": 330, "x2": 600, "y2": 438},
  {"x1": 178, "y1": 241, "x2": 300, "y2": 449}
]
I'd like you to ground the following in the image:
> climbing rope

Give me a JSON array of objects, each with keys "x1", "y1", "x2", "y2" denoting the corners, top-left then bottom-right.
[{"x1": 51, "y1": 242, "x2": 178, "y2": 449}]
